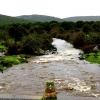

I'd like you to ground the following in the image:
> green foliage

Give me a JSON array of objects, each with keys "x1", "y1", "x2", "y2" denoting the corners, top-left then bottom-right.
[
  {"x1": 3, "y1": 55, "x2": 26, "y2": 64},
  {"x1": 22, "y1": 34, "x2": 54, "y2": 55},
  {"x1": 82, "y1": 23, "x2": 91, "y2": 34},
  {"x1": 69, "y1": 32, "x2": 84, "y2": 48},
  {"x1": 93, "y1": 21, "x2": 100, "y2": 32},
  {"x1": 61, "y1": 21, "x2": 75, "y2": 31},
  {"x1": 1, "y1": 17, "x2": 100, "y2": 66},
  {"x1": 29, "y1": 25, "x2": 45, "y2": 34},
  {"x1": 8, "y1": 24, "x2": 28, "y2": 42},
  {"x1": 22, "y1": 34, "x2": 43, "y2": 54},
  {"x1": 7, "y1": 42, "x2": 22, "y2": 55},
  {"x1": 83, "y1": 34, "x2": 94, "y2": 45},
  {"x1": 42, "y1": 22, "x2": 50, "y2": 32},
  {"x1": 0, "y1": 54, "x2": 28, "y2": 72},
  {"x1": 75, "y1": 21, "x2": 83, "y2": 28},
  {"x1": 4, "y1": 39, "x2": 15, "y2": 47},
  {"x1": 83, "y1": 52, "x2": 100, "y2": 64},
  {"x1": 89, "y1": 32, "x2": 100, "y2": 44},
  {"x1": 0, "y1": 45, "x2": 7, "y2": 52},
  {"x1": 0, "y1": 30, "x2": 9, "y2": 40}
]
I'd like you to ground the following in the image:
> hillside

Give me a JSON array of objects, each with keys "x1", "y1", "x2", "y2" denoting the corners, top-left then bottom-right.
[
  {"x1": 64, "y1": 16, "x2": 100, "y2": 22},
  {"x1": 17, "y1": 14, "x2": 64, "y2": 22},
  {"x1": 0, "y1": 14, "x2": 32, "y2": 25},
  {"x1": 17, "y1": 15, "x2": 100, "y2": 22},
  {"x1": 1, "y1": 14, "x2": 100, "y2": 25}
]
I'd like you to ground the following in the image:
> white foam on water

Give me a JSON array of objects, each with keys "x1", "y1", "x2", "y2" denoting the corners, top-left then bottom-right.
[{"x1": 32, "y1": 38, "x2": 82, "y2": 63}]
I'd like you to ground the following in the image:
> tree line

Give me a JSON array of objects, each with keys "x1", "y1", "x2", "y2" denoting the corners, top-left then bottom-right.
[{"x1": 0, "y1": 20, "x2": 100, "y2": 55}]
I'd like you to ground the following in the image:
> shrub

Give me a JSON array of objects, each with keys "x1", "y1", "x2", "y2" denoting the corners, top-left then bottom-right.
[
  {"x1": 69, "y1": 32, "x2": 84, "y2": 48},
  {"x1": 7, "y1": 43, "x2": 22, "y2": 55},
  {"x1": 22, "y1": 34, "x2": 41, "y2": 54},
  {"x1": 82, "y1": 45, "x2": 94, "y2": 53}
]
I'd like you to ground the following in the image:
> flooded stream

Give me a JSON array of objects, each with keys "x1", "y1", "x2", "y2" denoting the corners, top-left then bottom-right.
[{"x1": 0, "y1": 38, "x2": 100, "y2": 98}]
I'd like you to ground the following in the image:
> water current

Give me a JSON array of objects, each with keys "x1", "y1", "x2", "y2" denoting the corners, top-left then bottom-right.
[{"x1": 0, "y1": 38, "x2": 100, "y2": 98}]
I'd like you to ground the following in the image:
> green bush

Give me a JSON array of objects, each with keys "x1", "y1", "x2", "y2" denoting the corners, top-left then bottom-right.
[
  {"x1": 22, "y1": 34, "x2": 42, "y2": 54},
  {"x1": 7, "y1": 43, "x2": 22, "y2": 55}
]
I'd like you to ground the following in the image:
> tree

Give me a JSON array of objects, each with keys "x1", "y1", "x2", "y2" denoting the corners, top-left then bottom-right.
[
  {"x1": 82, "y1": 24, "x2": 91, "y2": 34},
  {"x1": 75, "y1": 21, "x2": 83, "y2": 28},
  {"x1": 8, "y1": 24, "x2": 28, "y2": 42},
  {"x1": 61, "y1": 21, "x2": 75, "y2": 31},
  {"x1": 93, "y1": 21, "x2": 100, "y2": 32}
]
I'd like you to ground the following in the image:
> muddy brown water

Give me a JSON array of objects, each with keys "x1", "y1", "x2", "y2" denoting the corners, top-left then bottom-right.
[{"x1": 0, "y1": 38, "x2": 100, "y2": 99}]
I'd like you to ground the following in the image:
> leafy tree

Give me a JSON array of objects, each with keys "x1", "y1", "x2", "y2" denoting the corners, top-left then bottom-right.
[
  {"x1": 90, "y1": 32, "x2": 100, "y2": 44},
  {"x1": 82, "y1": 24, "x2": 91, "y2": 34},
  {"x1": 61, "y1": 21, "x2": 75, "y2": 31},
  {"x1": 49, "y1": 23, "x2": 58, "y2": 29},
  {"x1": 42, "y1": 22, "x2": 50, "y2": 32},
  {"x1": 75, "y1": 21, "x2": 83, "y2": 28},
  {"x1": 71, "y1": 32, "x2": 84, "y2": 48},
  {"x1": 21, "y1": 22, "x2": 33, "y2": 29},
  {"x1": 22, "y1": 34, "x2": 44, "y2": 54},
  {"x1": 49, "y1": 20, "x2": 58, "y2": 24},
  {"x1": 0, "y1": 30, "x2": 9, "y2": 40},
  {"x1": 83, "y1": 35, "x2": 94, "y2": 45},
  {"x1": 93, "y1": 21, "x2": 100, "y2": 32},
  {"x1": 8, "y1": 24, "x2": 28, "y2": 42},
  {"x1": 29, "y1": 25, "x2": 45, "y2": 34}
]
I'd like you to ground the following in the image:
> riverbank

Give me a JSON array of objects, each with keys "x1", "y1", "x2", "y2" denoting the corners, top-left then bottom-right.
[
  {"x1": 83, "y1": 52, "x2": 100, "y2": 64},
  {"x1": 0, "y1": 54, "x2": 30, "y2": 72}
]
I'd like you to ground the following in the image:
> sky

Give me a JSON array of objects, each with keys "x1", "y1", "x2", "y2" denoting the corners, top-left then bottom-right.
[{"x1": 0, "y1": 0, "x2": 100, "y2": 18}]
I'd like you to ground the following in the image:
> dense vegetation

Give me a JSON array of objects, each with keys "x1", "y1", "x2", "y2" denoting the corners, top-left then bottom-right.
[{"x1": 1, "y1": 18, "x2": 100, "y2": 72}]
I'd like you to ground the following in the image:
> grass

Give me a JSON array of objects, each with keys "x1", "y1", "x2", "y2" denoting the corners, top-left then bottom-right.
[
  {"x1": 3, "y1": 55, "x2": 25, "y2": 64},
  {"x1": 0, "y1": 54, "x2": 30, "y2": 72},
  {"x1": 83, "y1": 52, "x2": 100, "y2": 64},
  {"x1": 0, "y1": 45, "x2": 7, "y2": 52}
]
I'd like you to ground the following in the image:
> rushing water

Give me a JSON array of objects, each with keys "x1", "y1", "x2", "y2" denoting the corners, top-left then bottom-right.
[{"x1": 0, "y1": 38, "x2": 100, "y2": 98}]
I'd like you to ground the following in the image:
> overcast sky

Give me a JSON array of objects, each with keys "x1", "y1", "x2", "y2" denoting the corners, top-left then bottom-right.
[{"x1": 0, "y1": 0, "x2": 100, "y2": 18}]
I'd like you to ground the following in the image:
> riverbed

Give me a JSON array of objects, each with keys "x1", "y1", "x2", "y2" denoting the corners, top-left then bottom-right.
[{"x1": 0, "y1": 38, "x2": 100, "y2": 98}]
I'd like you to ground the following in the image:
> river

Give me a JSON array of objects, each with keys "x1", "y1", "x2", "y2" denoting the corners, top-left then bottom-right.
[{"x1": 0, "y1": 38, "x2": 100, "y2": 99}]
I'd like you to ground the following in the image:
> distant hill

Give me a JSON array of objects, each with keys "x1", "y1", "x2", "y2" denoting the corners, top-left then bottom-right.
[
  {"x1": 1, "y1": 14, "x2": 100, "y2": 25},
  {"x1": 64, "y1": 16, "x2": 100, "y2": 22},
  {"x1": 17, "y1": 15, "x2": 100, "y2": 22},
  {"x1": 17, "y1": 14, "x2": 64, "y2": 22},
  {"x1": 0, "y1": 14, "x2": 32, "y2": 25}
]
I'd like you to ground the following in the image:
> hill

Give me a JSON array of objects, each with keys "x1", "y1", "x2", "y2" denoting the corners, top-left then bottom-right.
[
  {"x1": 0, "y1": 14, "x2": 32, "y2": 25},
  {"x1": 1, "y1": 14, "x2": 100, "y2": 25},
  {"x1": 64, "y1": 16, "x2": 100, "y2": 22},
  {"x1": 17, "y1": 15, "x2": 100, "y2": 22},
  {"x1": 17, "y1": 14, "x2": 64, "y2": 22}
]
